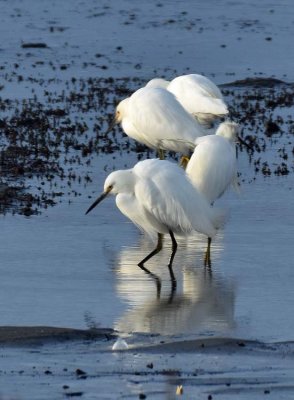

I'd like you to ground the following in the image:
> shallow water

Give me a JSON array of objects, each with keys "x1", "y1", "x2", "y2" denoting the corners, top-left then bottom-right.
[
  {"x1": 1, "y1": 165, "x2": 293, "y2": 343},
  {"x1": 1, "y1": 0, "x2": 294, "y2": 83}
]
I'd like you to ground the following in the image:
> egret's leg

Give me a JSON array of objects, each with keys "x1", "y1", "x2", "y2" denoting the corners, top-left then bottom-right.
[
  {"x1": 157, "y1": 149, "x2": 165, "y2": 160},
  {"x1": 179, "y1": 155, "x2": 190, "y2": 169},
  {"x1": 204, "y1": 237, "x2": 212, "y2": 268},
  {"x1": 158, "y1": 232, "x2": 164, "y2": 242},
  {"x1": 138, "y1": 233, "x2": 163, "y2": 267},
  {"x1": 168, "y1": 230, "x2": 177, "y2": 288}
]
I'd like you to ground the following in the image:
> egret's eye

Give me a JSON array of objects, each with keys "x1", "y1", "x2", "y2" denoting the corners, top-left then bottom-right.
[{"x1": 107, "y1": 184, "x2": 113, "y2": 191}]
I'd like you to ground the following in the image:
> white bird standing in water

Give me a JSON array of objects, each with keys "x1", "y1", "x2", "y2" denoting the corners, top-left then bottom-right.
[
  {"x1": 86, "y1": 159, "x2": 226, "y2": 273},
  {"x1": 186, "y1": 121, "x2": 239, "y2": 204},
  {"x1": 107, "y1": 86, "x2": 206, "y2": 156},
  {"x1": 146, "y1": 74, "x2": 229, "y2": 127}
]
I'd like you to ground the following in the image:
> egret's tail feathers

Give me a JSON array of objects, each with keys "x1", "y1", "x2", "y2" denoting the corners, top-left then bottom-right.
[{"x1": 210, "y1": 206, "x2": 229, "y2": 230}]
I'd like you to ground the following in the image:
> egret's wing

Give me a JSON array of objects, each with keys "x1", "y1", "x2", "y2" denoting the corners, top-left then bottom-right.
[
  {"x1": 169, "y1": 74, "x2": 223, "y2": 99},
  {"x1": 128, "y1": 87, "x2": 204, "y2": 152},
  {"x1": 134, "y1": 159, "x2": 218, "y2": 238},
  {"x1": 121, "y1": 118, "x2": 149, "y2": 145},
  {"x1": 186, "y1": 136, "x2": 236, "y2": 203},
  {"x1": 187, "y1": 74, "x2": 224, "y2": 99},
  {"x1": 168, "y1": 75, "x2": 228, "y2": 116},
  {"x1": 116, "y1": 193, "x2": 158, "y2": 241}
]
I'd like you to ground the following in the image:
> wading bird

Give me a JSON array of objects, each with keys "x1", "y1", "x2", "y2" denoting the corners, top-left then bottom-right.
[
  {"x1": 146, "y1": 74, "x2": 229, "y2": 127},
  {"x1": 86, "y1": 159, "x2": 226, "y2": 276},
  {"x1": 186, "y1": 121, "x2": 239, "y2": 204},
  {"x1": 107, "y1": 87, "x2": 206, "y2": 158}
]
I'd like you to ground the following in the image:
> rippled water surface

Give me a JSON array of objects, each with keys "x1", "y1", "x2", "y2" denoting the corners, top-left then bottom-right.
[{"x1": 1, "y1": 168, "x2": 293, "y2": 343}]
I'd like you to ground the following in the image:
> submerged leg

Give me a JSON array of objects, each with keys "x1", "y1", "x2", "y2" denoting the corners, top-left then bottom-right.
[
  {"x1": 157, "y1": 148, "x2": 165, "y2": 160},
  {"x1": 168, "y1": 281, "x2": 177, "y2": 304},
  {"x1": 138, "y1": 233, "x2": 163, "y2": 267},
  {"x1": 168, "y1": 230, "x2": 177, "y2": 288},
  {"x1": 204, "y1": 237, "x2": 212, "y2": 268},
  {"x1": 179, "y1": 155, "x2": 190, "y2": 170}
]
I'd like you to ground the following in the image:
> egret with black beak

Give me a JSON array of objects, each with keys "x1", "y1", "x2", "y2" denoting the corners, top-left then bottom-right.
[{"x1": 86, "y1": 159, "x2": 226, "y2": 275}]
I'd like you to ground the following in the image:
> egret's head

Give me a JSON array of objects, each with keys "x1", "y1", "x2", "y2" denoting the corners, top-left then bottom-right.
[
  {"x1": 85, "y1": 169, "x2": 134, "y2": 215},
  {"x1": 105, "y1": 98, "x2": 129, "y2": 134},
  {"x1": 145, "y1": 78, "x2": 169, "y2": 89},
  {"x1": 216, "y1": 121, "x2": 253, "y2": 150},
  {"x1": 215, "y1": 121, "x2": 239, "y2": 142},
  {"x1": 103, "y1": 169, "x2": 134, "y2": 194},
  {"x1": 115, "y1": 98, "x2": 129, "y2": 123}
]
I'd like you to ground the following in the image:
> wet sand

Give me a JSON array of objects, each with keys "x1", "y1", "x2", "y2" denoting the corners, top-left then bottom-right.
[
  {"x1": 0, "y1": 326, "x2": 114, "y2": 345},
  {"x1": 1, "y1": 329, "x2": 294, "y2": 399}
]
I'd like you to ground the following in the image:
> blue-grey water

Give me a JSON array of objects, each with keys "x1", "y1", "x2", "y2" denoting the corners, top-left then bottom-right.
[{"x1": 0, "y1": 1, "x2": 294, "y2": 398}]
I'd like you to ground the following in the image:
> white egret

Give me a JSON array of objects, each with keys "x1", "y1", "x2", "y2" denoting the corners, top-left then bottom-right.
[
  {"x1": 146, "y1": 74, "x2": 229, "y2": 127},
  {"x1": 86, "y1": 159, "x2": 226, "y2": 273},
  {"x1": 186, "y1": 121, "x2": 239, "y2": 204},
  {"x1": 108, "y1": 87, "x2": 206, "y2": 156}
]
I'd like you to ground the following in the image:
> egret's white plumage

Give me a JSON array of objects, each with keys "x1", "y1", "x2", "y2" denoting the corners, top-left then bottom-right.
[
  {"x1": 146, "y1": 74, "x2": 228, "y2": 126},
  {"x1": 145, "y1": 78, "x2": 169, "y2": 89},
  {"x1": 108, "y1": 159, "x2": 223, "y2": 238},
  {"x1": 186, "y1": 121, "x2": 239, "y2": 204},
  {"x1": 114, "y1": 87, "x2": 205, "y2": 154},
  {"x1": 86, "y1": 159, "x2": 226, "y2": 265}
]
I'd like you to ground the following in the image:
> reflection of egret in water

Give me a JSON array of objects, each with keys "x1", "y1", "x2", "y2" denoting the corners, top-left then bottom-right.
[{"x1": 114, "y1": 233, "x2": 235, "y2": 335}]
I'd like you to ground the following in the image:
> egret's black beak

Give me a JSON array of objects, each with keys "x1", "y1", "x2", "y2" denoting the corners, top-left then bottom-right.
[
  {"x1": 85, "y1": 187, "x2": 112, "y2": 215},
  {"x1": 237, "y1": 135, "x2": 253, "y2": 151},
  {"x1": 105, "y1": 115, "x2": 118, "y2": 135}
]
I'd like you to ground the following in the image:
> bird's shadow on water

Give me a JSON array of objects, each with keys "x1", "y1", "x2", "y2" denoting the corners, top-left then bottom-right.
[{"x1": 113, "y1": 235, "x2": 236, "y2": 336}]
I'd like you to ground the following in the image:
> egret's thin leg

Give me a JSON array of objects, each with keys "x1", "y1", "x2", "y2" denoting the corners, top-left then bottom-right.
[
  {"x1": 138, "y1": 233, "x2": 163, "y2": 267},
  {"x1": 204, "y1": 237, "x2": 212, "y2": 268},
  {"x1": 168, "y1": 230, "x2": 177, "y2": 288},
  {"x1": 179, "y1": 155, "x2": 190, "y2": 169},
  {"x1": 157, "y1": 149, "x2": 165, "y2": 160},
  {"x1": 158, "y1": 232, "x2": 164, "y2": 242}
]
